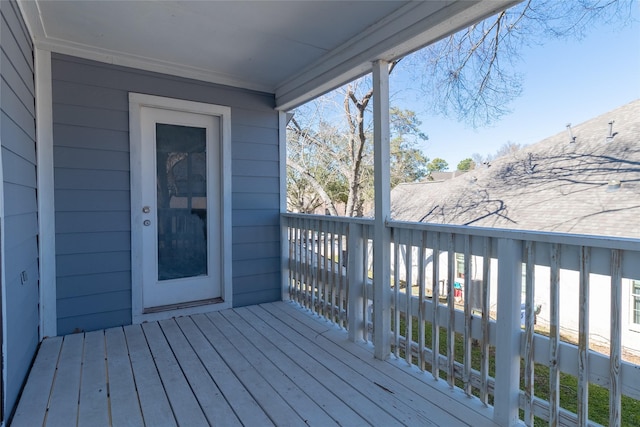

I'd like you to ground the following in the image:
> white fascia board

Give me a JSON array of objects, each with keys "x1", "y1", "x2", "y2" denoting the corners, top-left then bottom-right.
[{"x1": 275, "y1": 0, "x2": 522, "y2": 111}]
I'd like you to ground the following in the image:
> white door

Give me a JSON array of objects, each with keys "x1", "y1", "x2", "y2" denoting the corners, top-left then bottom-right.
[{"x1": 137, "y1": 106, "x2": 222, "y2": 310}]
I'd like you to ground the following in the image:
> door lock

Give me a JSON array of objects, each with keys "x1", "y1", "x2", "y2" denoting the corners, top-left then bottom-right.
[{"x1": 143, "y1": 220, "x2": 151, "y2": 226}]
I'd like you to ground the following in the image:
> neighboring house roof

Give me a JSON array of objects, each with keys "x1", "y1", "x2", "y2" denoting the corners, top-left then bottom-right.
[
  {"x1": 391, "y1": 99, "x2": 640, "y2": 238},
  {"x1": 426, "y1": 170, "x2": 468, "y2": 181}
]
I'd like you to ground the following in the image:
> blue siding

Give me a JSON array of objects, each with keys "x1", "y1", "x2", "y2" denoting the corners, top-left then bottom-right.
[
  {"x1": 0, "y1": 0, "x2": 39, "y2": 419},
  {"x1": 52, "y1": 53, "x2": 282, "y2": 333}
]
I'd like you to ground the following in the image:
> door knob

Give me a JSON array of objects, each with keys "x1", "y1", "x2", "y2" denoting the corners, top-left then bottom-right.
[{"x1": 142, "y1": 206, "x2": 150, "y2": 213}]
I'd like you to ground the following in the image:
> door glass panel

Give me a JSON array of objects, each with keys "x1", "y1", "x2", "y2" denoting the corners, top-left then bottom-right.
[{"x1": 156, "y1": 123, "x2": 207, "y2": 281}]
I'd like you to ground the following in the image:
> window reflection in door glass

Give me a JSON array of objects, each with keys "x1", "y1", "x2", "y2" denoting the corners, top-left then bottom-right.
[{"x1": 156, "y1": 123, "x2": 207, "y2": 281}]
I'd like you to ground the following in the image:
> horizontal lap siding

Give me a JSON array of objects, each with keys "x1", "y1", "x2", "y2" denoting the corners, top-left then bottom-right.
[
  {"x1": 0, "y1": 0, "x2": 39, "y2": 419},
  {"x1": 52, "y1": 54, "x2": 280, "y2": 334}
]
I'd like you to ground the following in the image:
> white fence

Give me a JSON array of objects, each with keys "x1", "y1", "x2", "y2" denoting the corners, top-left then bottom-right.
[{"x1": 282, "y1": 212, "x2": 640, "y2": 427}]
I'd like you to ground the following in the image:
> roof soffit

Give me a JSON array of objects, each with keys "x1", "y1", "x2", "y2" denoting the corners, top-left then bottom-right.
[{"x1": 18, "y1": 0, "x2": 520, "y2": 109}]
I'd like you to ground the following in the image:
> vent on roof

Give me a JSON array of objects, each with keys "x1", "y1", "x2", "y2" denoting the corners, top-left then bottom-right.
[
  {"x1": 606, "y1": 179, "x2": 621, "y2": 192},
  {"x1": 566, "y1": 123, "x2": 576, "y2": 143},
  {"x1": 606, "y1": 120, "x2": 618, "y2": 142}
]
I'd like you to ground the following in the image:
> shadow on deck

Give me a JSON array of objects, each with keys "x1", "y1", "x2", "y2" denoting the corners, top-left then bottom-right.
[{"x1": 11, "y1": 302, "x2": 496, "y2": 426}]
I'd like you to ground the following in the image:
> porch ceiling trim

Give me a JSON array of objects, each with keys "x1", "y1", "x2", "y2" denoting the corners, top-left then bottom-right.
[
  {"x1": 18, "y1": 0, "x2": 520, "y2": 110},
  {"x1": 16, "y1": 0, "x2": 271, "y2": 93},
  {"x1": 275, "y1": 0, "x2": 520, "y2": 111}
]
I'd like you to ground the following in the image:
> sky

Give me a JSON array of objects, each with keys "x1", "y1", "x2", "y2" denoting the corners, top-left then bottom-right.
[{"x1": 389, "y1": 3, "x2": 640, "y2": 170}]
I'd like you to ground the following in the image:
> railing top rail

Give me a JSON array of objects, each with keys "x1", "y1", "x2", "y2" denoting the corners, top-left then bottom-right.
[
  {"x1": 282, "y1": 212, "x2": 374, "y2": 226},
  {"x1": 387, "y1": 219, "x2": 640, "y2": 252},
  {"x1": 281, "y1": 213, "x2": 640, "y2": 252}
]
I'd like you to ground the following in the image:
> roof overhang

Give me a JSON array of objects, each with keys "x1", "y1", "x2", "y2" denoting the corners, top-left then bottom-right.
[{"x1": 18, "y1": 0, "x2": 520, "y2": 110}]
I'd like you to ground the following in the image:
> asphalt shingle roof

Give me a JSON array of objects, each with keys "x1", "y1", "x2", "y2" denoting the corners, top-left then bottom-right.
[{"x1": 391, "y1": 99, "x2": 640, "y2": 238}]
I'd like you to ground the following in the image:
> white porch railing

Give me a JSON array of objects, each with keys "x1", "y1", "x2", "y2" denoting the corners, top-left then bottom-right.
[{"x1": 282, "y1": 212, "x2": 640, "y2": 427}]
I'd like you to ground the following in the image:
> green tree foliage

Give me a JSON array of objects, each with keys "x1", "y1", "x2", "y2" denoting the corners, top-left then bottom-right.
[
  {"x1": 427, "y1": 157, "x2": 449, "y2": 173},
  {"x1": 390, "y1": 107, "x2": 429, "y2": 187},
  {"x1": 457, "y1": 158, "x2": 475, "y2": 171}
]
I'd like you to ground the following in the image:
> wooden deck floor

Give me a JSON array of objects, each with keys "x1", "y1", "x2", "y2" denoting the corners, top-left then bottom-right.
[{"x1": 11, "y1": 301, "x2": 497, "y2": 427}]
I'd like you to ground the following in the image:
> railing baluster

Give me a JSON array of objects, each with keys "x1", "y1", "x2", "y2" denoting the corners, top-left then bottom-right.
[
  {"x1": 405, "y1": 229, "x2": 413, "y2": 366},
  {"x1": 321, "y1": 220, "x2": 327, "y2": 318},
  {"x1": 418, "y1": 231, "x2": 426, "y2": 372},
  {"x1": 463, "y1": 234, "x2": 472, "y2": 396},
  {"x1": 331, "y1": 221, "x2": 337, "y2": 323},
  {"x1": 291, "y1": 220, "x2": 296, "y2": 300},
  {"x1": 342, "y1": 223, "x2": 351, "y2": 328},
  {"x1": 578, "y1": 246, "x2": 591, "y2": 427},
  {"x1": 336, "y1": 223, "x2": 344, "y2": 327},
  {"x1": 309, "y1": 220, "x2": 315, "y2": 312},
  {"x1": 306, "y1": 218, "x2": 313, "y2": 310},
  {"x1": 432, "y1": 233, "x2": 440, "y2": 380},
  {"x1": 480, "y1": 236, "x2": 491, "y2": 405},
  {"x1": 313, "y1": 219, "x2": 319, "y2": 314},
  {"x1": 524, "y1": 241, "x2": 536, "y2": 426},
  {"x1": 549, "y1": 243, "x2": 561, "y2": 426},
  {"x1": 288, "y1": 220, "x2": 293, "y2": 299},
  {"x1": 610, "y1": 249, "x2": 622, "y2": 427},
  {"x1": 447, "y1": 232, "x2": 455, "y2": 388},
  {"x1": 296, "y1": 217, "x2": 302, "y2": 305},
  {"x1": 299, "y1": 218, "x2": 304, "y2": 305},
  {"x1": 347, "y1": 222, "x2": 364, "y2": 342},
  {"x1": 393, "y1": 228, "x2": 400, "y2": 358},
  {"x1": 363, "y1": 225, "x2": 370, "y2": 343}
]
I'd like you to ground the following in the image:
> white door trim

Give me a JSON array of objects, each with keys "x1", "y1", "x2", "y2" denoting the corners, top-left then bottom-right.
[{"x1": 129, "y1": 93, "x2": 232, "y2": 323}]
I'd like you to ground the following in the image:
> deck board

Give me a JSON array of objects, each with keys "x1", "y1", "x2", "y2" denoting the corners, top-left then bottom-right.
[
  {"x1": 10, "y1": 337, "x2": 62, "y2": 427},
  {"x1": 123, "y1": 324, "x2": 177, "y2": 427},
  {"x1": 212, "y1": 310, "x2": 339, "y2": 427},
  {"x1": 45, "y1": 333, "x2": 84, "y2": 427},
  {"x1": 267, "y1": 301, "x2": 498, "y2": 427},
  {"x1": 175, "y1": 315, "x2": 273, "y2": 426},
  {"x1": 142, "y1": 321, "x2": 210, "y2": 426},
  {"x1": 11, "y1": 301, "x2": 495, "y2": 427},
  {"x1": 191, "y1": 312, "x2": 306, "y2": 427},
  {"x1": 77, "y1": 330, "x2": 109, "y2": 426},
  {"x1": 247, "y1": 305, "x2": 409, "y2": 426},
  {"x1": 104, "y1": 327, "x2": 144, "y2": 427},
  {"x1": 256, "y1": 304, "x2": 441, "y2": 426},
  {"x1": 224, "y1": 308, "x2": 369, "y2": 426},
  {"x1": 158, "y1": 318, "x2": 242, "y2": 426}
]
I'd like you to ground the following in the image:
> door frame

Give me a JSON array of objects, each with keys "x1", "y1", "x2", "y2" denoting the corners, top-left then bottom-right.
[{"x1": 129, "y1": 93, "x2": 232, "y2": 323}]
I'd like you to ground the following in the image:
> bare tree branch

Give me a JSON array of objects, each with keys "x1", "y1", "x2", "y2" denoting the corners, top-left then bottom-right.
[{"x1": 288, "y1": 159, "x2": 339, "y2": 216}]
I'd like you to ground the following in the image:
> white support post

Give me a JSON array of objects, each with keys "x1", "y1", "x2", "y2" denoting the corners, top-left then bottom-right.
[
  {"x1": 348, "y1": 223, "x2": 365, "y2": 342},
  {"x1": 372, "y1": 60, "x2": 391, "y2": 360},
  {"x1": 35, "y1": 48, "x2": 57, "y2": 338},
  {"x1": 493, "y1": 238, "x2": 523, "y2": 426}
]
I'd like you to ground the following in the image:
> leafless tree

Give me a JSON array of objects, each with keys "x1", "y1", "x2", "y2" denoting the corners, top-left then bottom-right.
[
  {"x1": 288, "y1": 0, "x2": 632, "y2": 216},
  {"x1": 414, "y1": 0, "x2": 633, "y2": 126},
  {"x1": 288, "y1": 62, "x2": 428, "y2": 217}
]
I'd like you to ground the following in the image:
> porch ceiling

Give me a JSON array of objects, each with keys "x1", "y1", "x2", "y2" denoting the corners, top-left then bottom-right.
[{"x1": 18, "y1": 0, "x2": 519, "y2": 110}]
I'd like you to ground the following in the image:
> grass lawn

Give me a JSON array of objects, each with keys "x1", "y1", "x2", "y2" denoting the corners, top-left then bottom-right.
[{"x1": 394, "y1": 314, "x2": 640, "y2": 426}]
